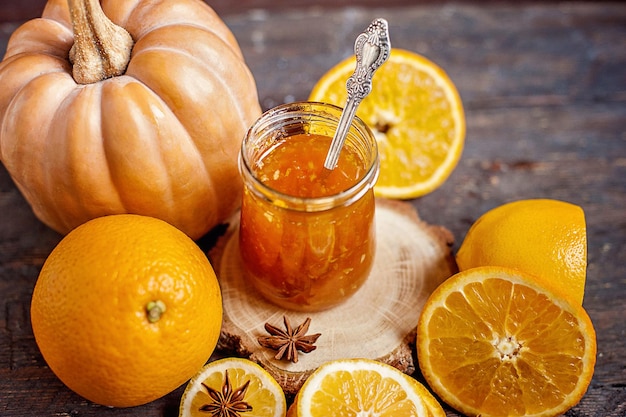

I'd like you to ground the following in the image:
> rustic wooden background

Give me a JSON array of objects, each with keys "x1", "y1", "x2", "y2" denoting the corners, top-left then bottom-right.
[
  {"x1": 1, "y1": 0, "x2": 599, "y2": 22},
  {"x1": 1, "y1": 1, "x2": 625, "y2": 416}
]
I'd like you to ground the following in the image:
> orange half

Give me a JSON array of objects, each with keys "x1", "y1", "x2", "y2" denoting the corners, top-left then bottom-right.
[
  {"x1": 309, "y1": 48, "x2": 465, "y2": 199},
  {"x1": 417, "y1": 266, "x2": 596, "y2": 417}
]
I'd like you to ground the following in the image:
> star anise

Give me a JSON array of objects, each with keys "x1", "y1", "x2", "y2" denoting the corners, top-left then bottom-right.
[
  {"x1": 199, "y1": 370, "x2": 253, "y2": 417},
  {"x1": 257, "y1": 316, "x2": 321, "y2": 363}
]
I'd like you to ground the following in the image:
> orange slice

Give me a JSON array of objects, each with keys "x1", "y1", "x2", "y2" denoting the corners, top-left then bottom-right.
[
  {"x1": 408, "y1": 376, "x2": 447, "y2": 417},
  {"x1": 179, "y1": 357, "x2": 286, "y2": 417},
  {"x1": 288, "y1": 373, "x2": 445, "y2": 417},
  {"x1": 417, "y1": 266, "x2": 596, "y2": 417},
  {"x1": 294, "y1": 358, "x2": 444, "y2": 416},
  {"x1": 309, "y1": 48, "x2": 465, "y2": 199}
]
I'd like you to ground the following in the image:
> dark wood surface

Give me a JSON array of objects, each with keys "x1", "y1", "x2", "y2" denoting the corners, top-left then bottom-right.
[{"x1": 1, "y1": 1, "x2": 625, "y2": 416}]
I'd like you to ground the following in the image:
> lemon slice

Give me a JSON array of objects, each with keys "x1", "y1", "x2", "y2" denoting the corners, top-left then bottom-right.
[
  {"x1": 295, "y1": 358, "x2": 443, "y2": 416},
  {"x1": 309, "y1": 48, "x2": 465, "y2": 199},
  {"x1": 179, "y1": 357, "x2": 286, "y2": 417},
  {"x1": 417, "y1": 266, "x2": 597, "y2": 417}
]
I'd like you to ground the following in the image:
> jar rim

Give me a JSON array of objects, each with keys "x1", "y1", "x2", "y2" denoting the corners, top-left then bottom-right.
[{"x1": 239, "y1": 101, "x2": 380, "y2": 212}]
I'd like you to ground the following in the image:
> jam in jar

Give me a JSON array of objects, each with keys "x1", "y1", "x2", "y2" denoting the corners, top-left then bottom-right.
[{"x1": 239, "y1": 102, "x2": 379, "y2": 311}]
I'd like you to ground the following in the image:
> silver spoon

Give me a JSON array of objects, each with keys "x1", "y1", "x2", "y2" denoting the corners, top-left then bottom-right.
[{"x1": 323, "y1": 18, "x2": 391, "y2": 170}]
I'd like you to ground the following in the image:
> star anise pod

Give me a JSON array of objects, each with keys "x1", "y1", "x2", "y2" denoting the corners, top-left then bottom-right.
[
  {"x1": 199, "y1": 370, "x2": 253, "y2": 417},
  {"x1": 257, "y1": 316, "x2": 322, "y2": 363}
]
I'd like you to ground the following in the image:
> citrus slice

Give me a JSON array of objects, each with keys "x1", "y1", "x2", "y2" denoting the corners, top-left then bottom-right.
[
  {"x1": 179, "y1": 357, "x2": 287, "y2": 417},
  {"x1": 287, "y1": 372, "x2": 445, "y2": 417},
  {"x1": 309, "y1": 48, "x2": 465, "y2": 199},
  {"x1": 417, "y1": 266, "x2": 597, "y2": 417},
  {"x1": 408, "y1": 377, "x2": 447, "y2": 417},
  {"x1": 295, "y1": 358, "x2": 439, "y2": 416},
  {"x1": 455, "y1": 199, "x2": 587, "y2": 305}
]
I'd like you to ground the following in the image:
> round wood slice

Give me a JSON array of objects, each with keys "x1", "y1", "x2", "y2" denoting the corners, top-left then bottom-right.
[{"x1": 208, "y1": 198, "x2": 457, "y2": 395}]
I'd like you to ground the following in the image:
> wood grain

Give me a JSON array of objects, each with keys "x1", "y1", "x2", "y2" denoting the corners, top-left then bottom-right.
[
  {"x1": 210, "y1": 200, "x2": 456, "y2": 395},
  {"x1": 0, "y1": 2, "x2": 624, "y2": 416}
]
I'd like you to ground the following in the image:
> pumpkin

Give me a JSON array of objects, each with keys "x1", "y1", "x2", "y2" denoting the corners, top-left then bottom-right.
[{"x1": 0, "y1": 0, "x2": 261, "y2": 239}]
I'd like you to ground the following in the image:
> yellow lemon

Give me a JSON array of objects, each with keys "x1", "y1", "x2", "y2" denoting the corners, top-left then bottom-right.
[{"x1": 456, "y1": 199, "x2": 587, "y2": 304}]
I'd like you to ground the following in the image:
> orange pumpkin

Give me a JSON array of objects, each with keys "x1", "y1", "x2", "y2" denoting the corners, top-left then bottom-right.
[{"x1": 0, "y1": 0, "x2": 261, "y2": 239}]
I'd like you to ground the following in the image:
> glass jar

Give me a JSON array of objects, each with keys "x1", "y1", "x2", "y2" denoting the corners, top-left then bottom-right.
[{"x1": 238, "y1": 101, "x2": 379, "y2": 311}]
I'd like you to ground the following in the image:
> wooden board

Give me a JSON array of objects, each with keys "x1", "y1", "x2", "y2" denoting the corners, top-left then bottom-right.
[{"x1": 209, "y1": 199, "x2": 457, "y2": 395}]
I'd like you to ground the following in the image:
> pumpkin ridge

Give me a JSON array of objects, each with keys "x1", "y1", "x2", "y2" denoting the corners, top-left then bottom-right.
[
  {"x1": 4, "y1": 72, "x2": 78, "y2": 232},
  {"x1": 127, "y1": 30, "x2": 258, "y2": 135},
  {"x1": 126, "y1": 27, "x2": 261, "y2": 143},
  {"x1": 121, "y1": 0, "x2": 241, "y2": 56},
  {"x1": 58, "y1": 83, "x2": 128, "y2": 227},
  {"x1": 41, "y1": 0, "x2": 72, "y2": 29},
  {"x1": 3, "y1": 18, "x2": 73, "y2": 59},
  {"x1": 97, "y1": 76, "x2": 220, "y2": 236},
  {"x1": 113, "y1": 46, "x2": 253, "y2": 235},
  {"x1": 128, "y1": 24, "x2": 248, "y2": 77},
  {"x1": 100, "y1": 0, "x2": 142, "y2": 31},
  {"x1": 0, "y1": 54, "x2": 71, "y2": 143}
]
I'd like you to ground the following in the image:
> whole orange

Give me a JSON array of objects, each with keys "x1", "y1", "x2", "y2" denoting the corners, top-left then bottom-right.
[{"x1": 31, "y1": 214, "x2": 223, "y2": 407}]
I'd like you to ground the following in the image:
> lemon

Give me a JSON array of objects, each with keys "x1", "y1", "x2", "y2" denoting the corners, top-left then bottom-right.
[
  {"x1": 179, "y1": 357, "x2": 286, "y2": 417},
  {"x1": 309, "y1": 48, "x2": 465, "y2": 199},
  {"x1": 455, "y1": 199, "x2": 587, "y2": 305}
]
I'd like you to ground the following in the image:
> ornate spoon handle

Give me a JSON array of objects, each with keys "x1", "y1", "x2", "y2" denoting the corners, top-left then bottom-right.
[{"x1": 324, "y1": 18, "x2": 391, "y2": 170}]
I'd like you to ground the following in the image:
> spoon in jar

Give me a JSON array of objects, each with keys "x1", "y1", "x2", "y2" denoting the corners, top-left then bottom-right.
[{"x1": 323, "y1": 18, "x2": 391, "y2": 170}]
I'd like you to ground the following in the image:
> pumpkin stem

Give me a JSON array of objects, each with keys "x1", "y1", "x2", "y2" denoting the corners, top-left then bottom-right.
[{"x1": 67, "y1": 0, "x2": 134, "y2": 84}]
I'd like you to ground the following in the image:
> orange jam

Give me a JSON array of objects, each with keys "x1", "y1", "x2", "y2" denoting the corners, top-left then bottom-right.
[{"x1": 239, "y1": 133, "x2": 376, "y2": 311}]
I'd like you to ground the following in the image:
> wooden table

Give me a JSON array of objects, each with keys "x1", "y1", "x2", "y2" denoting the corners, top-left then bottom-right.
[{"x1": 1, "y1": 1, "x2": 624, "y2": 416}]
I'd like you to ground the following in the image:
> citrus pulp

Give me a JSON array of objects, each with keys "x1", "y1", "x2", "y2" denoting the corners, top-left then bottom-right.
[
  {"x1": 309, "y1": 48, "x2": 465, "y2": 199},
  {"x1": 295, "y1": 358, "x2": 445, "y2": 416},
  {"x1": 179, "y1": 357, "x2": 286, "y2": 417},
  {"x1": 417, "y1": 266, "x2": 596, "y2": 417}
]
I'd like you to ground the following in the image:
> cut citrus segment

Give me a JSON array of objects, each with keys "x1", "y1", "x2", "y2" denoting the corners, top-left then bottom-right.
[
  {"x1": 455, "y1": 199, "x2": 587, "y2": 305},
  {"x1": 417, "y1": 266, "x2": 597, "y2": 417},
  {"x1": 309, "y1": 48, "x2": 465, "y2": 199},
  {"x1": 407, "y1": 377, "x2": 447, "y2": 417},
  {"x1": 179, "y1": 358, "x2": 286, "y2": 417},
  {"x1": 295, "y1": 358, "x2": 436, "y2": 416},
  {"x1": 288, "y1": 372, "x2": 446, "y2": 417}
]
